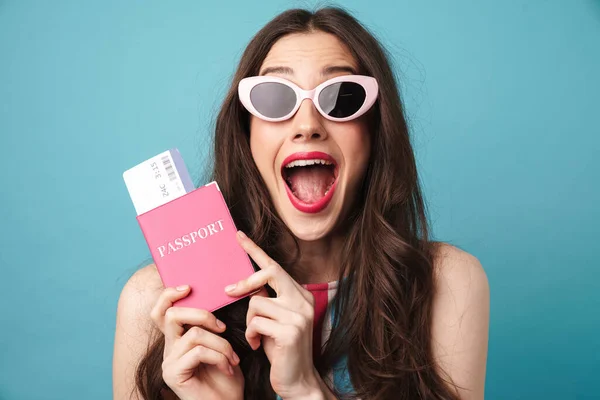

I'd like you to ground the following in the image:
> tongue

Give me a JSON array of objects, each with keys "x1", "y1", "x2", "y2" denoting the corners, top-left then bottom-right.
[{"x1": 287, "y1": 166, "x2": 334, "y2": 204}]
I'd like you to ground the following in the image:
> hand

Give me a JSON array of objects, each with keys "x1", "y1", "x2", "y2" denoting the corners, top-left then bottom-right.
[
  {"x1": 225, "y1": 231, "x2": 323, "y2": 399},
  {"x1": 150, "y1": 285, "x2": 244, "y2": 400}
]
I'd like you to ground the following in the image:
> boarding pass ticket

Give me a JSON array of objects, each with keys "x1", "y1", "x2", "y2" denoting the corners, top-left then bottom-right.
[{"x1": 123, "y1": 148, "x2": 195, "y2": 215}]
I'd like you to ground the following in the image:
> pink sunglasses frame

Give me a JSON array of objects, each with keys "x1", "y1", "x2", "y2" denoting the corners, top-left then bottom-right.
[{"x1": 238, "y1": 74, "x2": 379, "y2": 122}]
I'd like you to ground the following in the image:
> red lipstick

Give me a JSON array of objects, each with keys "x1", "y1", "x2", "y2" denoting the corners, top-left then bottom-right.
[{"x1": 281, "y1": 151, "x2": 338, "y2": 214}]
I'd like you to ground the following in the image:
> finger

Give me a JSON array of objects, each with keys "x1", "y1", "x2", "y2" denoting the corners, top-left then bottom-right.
[
  {"x1": 225, "y1": 267, "x2": 288, "y2": 298},
  {"x1": 231, "y1": 232, "x2": 314, "y2": 301},
  {"x1": 289, "y1": 281, "x2": 315, "y2": 305},
  {"x1": 235, "y1": 231, "x2": 277, "y2": 271},
  {"x1": 253, "y1": 286, "x2": 270, "y2": 298},
  {"x1": 246, "y1": 295, "x2": 300, "y2": 329},
  {"x1": 163, "y1": 307, "x2": 226, "y2": 351},
  {"x1": 246, "y1": 286, "x2": 270, "y2": 305},
  {"x1": 150, "y1": 285, "x2": 192, "y2": 331},
  {"x1": 168, "y1": 326, "x2": 239, "y2": 367},
  {"x1": 244, "y1": 289, "x2": 273, "y2": 350},
  {"x1": 169, "y1": 345, "x2": 233, "y2": 377},
  {"x1": 245, "y1": 316, "x2": 282, "y2": 350},
  {"x1": 226, "y1": 239, "x2": 295, "y2": 297}
]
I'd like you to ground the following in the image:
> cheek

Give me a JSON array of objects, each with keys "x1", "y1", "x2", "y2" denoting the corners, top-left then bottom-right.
[
  {"x1": 341, "y1": 126, "x2": 371, "y2": 180},
  {"x1": 249, "y1": 119, "x2": 274, "y2": 175}
]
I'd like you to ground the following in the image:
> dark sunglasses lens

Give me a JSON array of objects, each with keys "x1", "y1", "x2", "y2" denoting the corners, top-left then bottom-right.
[
  {"x1": 319, "y1": 82, "x2": 366, "y2": 119},
  {"x1": 250, "y1": 82, "x2": 297, "y2": 119}
]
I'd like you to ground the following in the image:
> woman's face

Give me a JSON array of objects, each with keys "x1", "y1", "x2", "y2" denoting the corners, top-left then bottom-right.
[{"x1": 249, "y1": 31, "x2": 371, "y2": 241}]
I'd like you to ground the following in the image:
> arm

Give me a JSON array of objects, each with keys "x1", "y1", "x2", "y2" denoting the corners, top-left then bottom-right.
[
  {"x1": 113, "y1": 264, "x2": 164, "y2": 400},
  {"x1": 431, "y1": 244, "x2": 490, "y2": 400}
]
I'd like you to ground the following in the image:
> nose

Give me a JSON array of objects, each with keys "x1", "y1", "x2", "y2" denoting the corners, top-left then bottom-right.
[{"x1": 290, "y1": 98, "x2": 328, "y2": 142}]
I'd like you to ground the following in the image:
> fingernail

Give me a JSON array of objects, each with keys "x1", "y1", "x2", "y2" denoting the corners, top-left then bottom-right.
[
  {"x1": 237, "y1": 230, "x2": 247, "y2": 239},
  {"x1": 228, "y1": 365, "x2": 234, "y2": 376},
  {"x1": 216, "y1": 319, "x2": 226, "y2": 329},
  {"x1": 224, "y1": 284, "x2": 237, "y2": 293},
  {"x1": 175, "y1": 285, "x2": 189, "y2": 291},
  {"x1": 233, "y1": 352, "x2": 240, "y2": 364}
]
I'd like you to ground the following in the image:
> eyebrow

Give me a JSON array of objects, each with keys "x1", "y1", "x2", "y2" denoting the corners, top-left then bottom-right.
[{"x1": 259, "y1": 65, "x2": 357, "y2": 77}]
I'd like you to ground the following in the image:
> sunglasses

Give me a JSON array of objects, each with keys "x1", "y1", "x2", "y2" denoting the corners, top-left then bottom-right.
[{"x1": 238, "y1": 74, "x2": 378, "y2": 122}]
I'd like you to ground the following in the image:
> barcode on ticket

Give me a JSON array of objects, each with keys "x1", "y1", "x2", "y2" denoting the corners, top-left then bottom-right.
[{"x1": 161, "y1": 155, "x2": 177, "y2": 182}]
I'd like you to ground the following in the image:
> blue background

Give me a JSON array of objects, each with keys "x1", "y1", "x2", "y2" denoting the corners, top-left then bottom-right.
[{"x1": 1, "y1": 1, "x2": 598, "y2": 399}]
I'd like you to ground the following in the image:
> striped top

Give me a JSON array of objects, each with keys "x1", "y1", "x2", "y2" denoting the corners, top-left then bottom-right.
[{"x1": 275, "y1": 280, "x2": 355, "y2": 399}]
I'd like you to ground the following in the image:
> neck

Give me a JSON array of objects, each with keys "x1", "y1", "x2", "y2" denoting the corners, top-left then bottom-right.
[{"x1": 287, "y1": 234, "x2": 344, "y2": 285}]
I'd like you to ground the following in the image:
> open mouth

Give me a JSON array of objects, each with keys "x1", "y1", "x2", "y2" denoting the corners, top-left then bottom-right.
[{"x1": 281, "y1": 152, "x2": 339, "y2": 214}]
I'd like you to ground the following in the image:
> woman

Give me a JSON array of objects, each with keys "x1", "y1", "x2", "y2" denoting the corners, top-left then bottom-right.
[{"x1": 113, "y1": 7, "x2": 489, "y2": 400}]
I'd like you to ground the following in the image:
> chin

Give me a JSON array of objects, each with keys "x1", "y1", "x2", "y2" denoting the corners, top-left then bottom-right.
[
  {"x1": 274, "y1": 184, "x2": 346, "y2": 242},
  {"x1": 283, "y1": 214, "x2": 338, "y2": 241}
]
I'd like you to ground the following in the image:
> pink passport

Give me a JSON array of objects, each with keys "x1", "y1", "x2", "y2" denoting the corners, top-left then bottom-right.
[{"x1": 137, "y1": 181, "x2": 256, "y2": 311}]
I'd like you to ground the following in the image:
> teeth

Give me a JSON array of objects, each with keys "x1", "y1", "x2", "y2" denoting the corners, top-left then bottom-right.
[{"x1": 284, "y1": 159, "x2": 333, "y2": 168}]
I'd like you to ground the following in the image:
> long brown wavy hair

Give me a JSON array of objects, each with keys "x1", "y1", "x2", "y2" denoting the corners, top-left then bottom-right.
[{"x1": 135, "y1": 7, "x2": 460, "y2": 400}]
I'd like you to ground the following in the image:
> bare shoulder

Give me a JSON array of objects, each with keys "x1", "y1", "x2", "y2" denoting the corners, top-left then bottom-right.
[
  {"x1": 123, "y1": 263, "x2": 164, "y2": 301},
  {"x1": 117, "y1": 263, "x2": 164, "y2": 328},
  {"x1": 430, "y1": 243, "x2": 490, "y2": 400},
  {"x1": 432, "y1": 242, "x2": 489, "y2": 292},
  {"x1": 431, "y1": 242, "x2": 490, "y2": 325},
  {"x1": 113, "y1": 264, "x2": 164, "y2": 400},
  {"x1": 127, "y1": 262, "x2": 163, "y2": 289}
]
